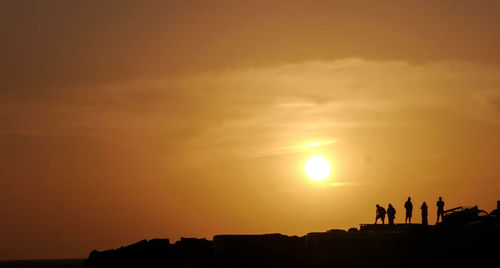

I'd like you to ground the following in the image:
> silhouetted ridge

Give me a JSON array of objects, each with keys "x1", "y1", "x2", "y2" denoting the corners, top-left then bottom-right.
[{"x1": 84, "y1": 201, "x2": 500, "y2": 268}]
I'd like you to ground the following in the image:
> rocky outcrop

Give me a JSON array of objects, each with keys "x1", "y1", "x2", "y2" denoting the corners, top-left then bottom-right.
[{"x1": 84, "y1": 206, "x2": 500, "y2": 267}]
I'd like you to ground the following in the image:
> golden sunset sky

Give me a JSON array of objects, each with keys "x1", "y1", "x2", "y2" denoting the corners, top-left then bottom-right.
[{"x1": 1, "y1": 0, "x2": 500, "y2": 259}]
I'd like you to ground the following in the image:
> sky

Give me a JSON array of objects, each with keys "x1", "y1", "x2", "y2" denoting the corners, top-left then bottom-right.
[{"x1": 1, "y1": 0, "x2": 500, "y2": 260}]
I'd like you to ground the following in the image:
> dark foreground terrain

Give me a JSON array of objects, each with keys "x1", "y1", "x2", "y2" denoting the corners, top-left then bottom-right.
[{"x1": 84, "y1": 205, "x2": 499, "y2": 268}]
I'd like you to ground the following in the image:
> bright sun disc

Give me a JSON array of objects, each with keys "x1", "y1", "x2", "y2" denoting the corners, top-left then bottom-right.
[{"x1": 305, "y1": 156, "x2": 331, "y2": 181}]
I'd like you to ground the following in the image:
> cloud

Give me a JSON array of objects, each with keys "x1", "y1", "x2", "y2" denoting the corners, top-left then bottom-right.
[{"x1": 2, "y1": 58, "x2": 500, "y2": 161}]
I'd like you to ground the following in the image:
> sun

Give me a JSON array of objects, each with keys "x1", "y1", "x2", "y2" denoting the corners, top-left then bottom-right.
[{"x1": 305, "y1": 155, "x2": 331, "y2": 181}]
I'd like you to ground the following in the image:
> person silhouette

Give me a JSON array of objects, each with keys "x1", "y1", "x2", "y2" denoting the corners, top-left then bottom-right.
[
  {"x1": 421, "y1": 202, "x2": 428, "y2": 226},
  {"x1": 387, "y1": 204, "x2": 396, "y2": 225},
  {"x1": 404, "y1": 197, "x2": 413, "y2": 224},
  {"x1": 375, "y1": 204, "x2": 386, "y2": 224},
  {"x1": 436, "y1": 197, "x2": 445, "y2": 223}
]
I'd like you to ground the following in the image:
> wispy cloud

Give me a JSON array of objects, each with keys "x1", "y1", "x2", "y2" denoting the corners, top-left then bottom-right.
[{"x1": 2, "y1": 58, "x2": 500, "y2": 161}]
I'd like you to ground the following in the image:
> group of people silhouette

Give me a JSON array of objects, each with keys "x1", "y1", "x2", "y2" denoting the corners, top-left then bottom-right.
[{"x1": 375, "y1": 197, "x2": 445, "y2": 225}]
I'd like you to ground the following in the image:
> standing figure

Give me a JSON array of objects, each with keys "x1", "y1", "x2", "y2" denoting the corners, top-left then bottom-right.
[
  {"x1": 404, "y1": 197, "x2": 413, "y2": 224},
  {"x1": 421, "y1": 202, "x2": 428, "y2": 226},
  {"x1": 436, "y1": 197, "x2": 445, "y2": 223},
  {"x1": 375, "y1": 204, "x2": 386, "y2": 224},
  {"x1": 387, "y1": 204, "x2": 396, "y2": 225}
]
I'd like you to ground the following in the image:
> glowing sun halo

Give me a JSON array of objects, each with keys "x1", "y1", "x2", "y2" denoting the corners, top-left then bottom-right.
[{"x1": 305, "y1": 156, "x2": 331, "y2": 181}]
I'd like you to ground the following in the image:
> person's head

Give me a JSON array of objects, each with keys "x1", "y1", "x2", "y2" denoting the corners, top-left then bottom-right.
[
  {"x1": 408, "y1": 197, "x2": 411, "y2": 201},
  {"x1": 439, "y1": 196, "x2": 442, "y2": 201},
  {"x1": 423, "y1": 202, "x2": 426, "y2": 205},
  {"x1": 389, "y1": 204, "x2": 393, "y2": 208},
  {"x1": 376, "y1": 204, "x2": 380, "y2": 208}
]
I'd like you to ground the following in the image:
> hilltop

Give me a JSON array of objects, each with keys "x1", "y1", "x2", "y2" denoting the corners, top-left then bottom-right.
[{"x1": 84, "y1": 203, "x2": 500, "y2": 267}]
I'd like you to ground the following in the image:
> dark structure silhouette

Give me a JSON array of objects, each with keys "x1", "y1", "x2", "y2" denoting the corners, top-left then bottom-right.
[
  {"x1": 492, "y1": 201, "x2": 500, "y2": 216},
  {"x1": 436, "y1": 196, "x2": 445, "y2": 223},
  {"x1": 387, "y1": 204, "x2": 396, "y2": 225},
  {"x1": 374, "y1": 204, "x2": 386, "y2": 224},
  {"x1": 420, "y1": 202, "x2": 428, "y2": 225},
  {"x1": 404, "y1": 197, "x2": 413, "y2": 224},
  {"x1": 83, "y1": 200, "x2": 500, "y2": 268}
]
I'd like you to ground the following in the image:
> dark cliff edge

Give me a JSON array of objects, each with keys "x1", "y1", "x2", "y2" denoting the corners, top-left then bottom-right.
[{"x1": 84, "y1": 205, "x2": 500, "y2": 268}]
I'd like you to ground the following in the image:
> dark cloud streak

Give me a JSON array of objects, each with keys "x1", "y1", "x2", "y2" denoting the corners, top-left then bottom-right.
[{"x1": 2, "y1": 1, "x2": 500, "y2": 92}]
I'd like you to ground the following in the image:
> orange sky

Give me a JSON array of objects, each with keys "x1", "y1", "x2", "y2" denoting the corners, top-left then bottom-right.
[{"x1": 1, "y1": 0, "x2": 500, "y2": 260}]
